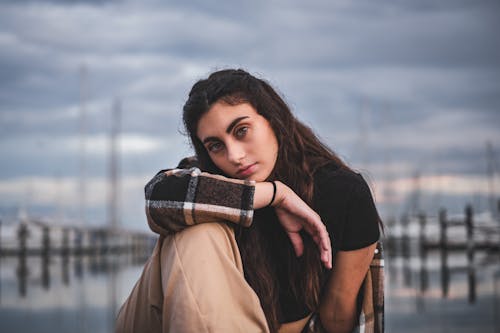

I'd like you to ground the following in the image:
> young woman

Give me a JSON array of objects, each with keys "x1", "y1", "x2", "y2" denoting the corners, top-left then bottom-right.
[{"x1": 116, "y1": 69, "x2": 384, "y2": 333}]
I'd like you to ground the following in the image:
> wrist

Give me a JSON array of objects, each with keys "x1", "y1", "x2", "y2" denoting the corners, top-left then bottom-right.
[
  {"x1": 267, "y1": 181, "x2": 277, "y2": 207},
  {"x1": 270, "y1": 181, "x2": 286, "y2": 207},
  {"x1": 254, "y1": 181, "x2": 281, "y2": 209}
]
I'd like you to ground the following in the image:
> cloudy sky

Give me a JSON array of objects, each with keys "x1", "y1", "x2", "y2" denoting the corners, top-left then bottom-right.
[{"x1": 1, "y1": 0, "x2": 499, "y2": 230}]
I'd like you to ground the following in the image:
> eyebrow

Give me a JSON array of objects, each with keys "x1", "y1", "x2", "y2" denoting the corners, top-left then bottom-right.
[
  {"x1": 202, "y1": 116, "x2": 249, "y2": 144},
  {"x1": 226, "y1": 116, "x2": 249, "y2": 134}
]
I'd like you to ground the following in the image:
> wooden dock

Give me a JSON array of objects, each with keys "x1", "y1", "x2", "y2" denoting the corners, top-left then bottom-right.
[
  {"x1": 384, "y1": 205, "x2": 500, "y2": 302},
  {"x1": 0, "y1": 218, "x2": 156, "y2": 258},
  {"x1": 385, "y1": 205, "x2": 500, "y2": 253}
]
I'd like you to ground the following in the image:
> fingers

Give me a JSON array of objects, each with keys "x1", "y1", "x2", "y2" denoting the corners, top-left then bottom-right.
[
  {"x1": 288, "y1": 232, "x2": 304, "y2": 257},
  {"x1": 322, "y1": 246, "x2": 332, "y2": 270},
  {"x1": 274, "y1": 185, "x2": 332, "y2": 269},
  {"x1": 317, "y1": 228, "x2": 332, "y2": 269},
  {"x1": 306, "y1": 218, "x2": 332, "y2": 270}
]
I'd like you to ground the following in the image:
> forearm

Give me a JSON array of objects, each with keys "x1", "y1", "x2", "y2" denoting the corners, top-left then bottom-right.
[
  {"x1": 319, "y1": 243, "x2": 377, "y2": 333},
  {"x1": 322, "y1": 318, "x2": 356, "y2": 333},
  {"x1": 147, "y1": 167, "x2": 333, "y2": 268},
  {"x1": 319, "y1": 294, "x2": 357, "y2": 333},
  {"x1": 146, "y1": 167, "x2": 256, "y2": 235}
]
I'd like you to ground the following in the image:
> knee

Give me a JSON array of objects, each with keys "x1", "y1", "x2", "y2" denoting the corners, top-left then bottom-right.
[
  {"x1": 176, "y1": 223, "x2": 233, "y2": 246},
  {"x1": 168, "y1": 223, "x2": 240, "y2": 265}
]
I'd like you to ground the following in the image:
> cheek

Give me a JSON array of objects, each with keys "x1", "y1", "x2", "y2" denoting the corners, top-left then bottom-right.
[
  {"x1": 266, "y1": 129, "x2": 278, "y2": 154},
  {"x1": 210, "y1": 153, "x2": 224, "y2": 166},
  {"x1": 210, "y1": 154, "x2": 232, "y2": 173},
  {"x1": 261, "y1": 130, "x2": 278, "y2": 164}
]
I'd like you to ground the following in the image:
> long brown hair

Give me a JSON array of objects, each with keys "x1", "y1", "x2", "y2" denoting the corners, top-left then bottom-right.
[{"x1": 183, "y1": 69, "x2": 350, "y2": 331}]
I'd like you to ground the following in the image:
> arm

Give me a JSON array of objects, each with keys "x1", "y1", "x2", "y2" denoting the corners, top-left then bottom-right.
[
  {"x1": 313, "y1": 165, "x2": 382, "y2": 331},
  {"x1": 146, "y1": 167, "x2": 332, "y2": 268},
  {"x1": 319, "y1": 242, "x2": 377, "y2": 333},
  {"x1": 145, "y1": 167, "x2": 257, "y2": 234}
]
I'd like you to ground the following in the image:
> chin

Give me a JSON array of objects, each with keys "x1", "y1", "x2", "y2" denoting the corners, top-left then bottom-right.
[{"x1": 251, "y1": 173, "x2": 268, "y2": 182}]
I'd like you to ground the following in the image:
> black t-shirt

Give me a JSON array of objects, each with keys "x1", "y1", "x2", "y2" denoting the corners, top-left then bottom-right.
[
  {"x1": 314, "y1": 163, "x2": 380, "y2": 251},
  {"x1": 278, "y1": 162, "x2": 381, "y2": 322}
]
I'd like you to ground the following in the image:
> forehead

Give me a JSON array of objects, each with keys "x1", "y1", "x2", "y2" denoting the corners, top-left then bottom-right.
[{"x1": 197, "y1": 101, "x2": 259, "y2": 139}]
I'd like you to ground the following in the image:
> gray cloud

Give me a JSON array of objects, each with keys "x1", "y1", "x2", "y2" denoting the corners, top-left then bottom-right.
[{"x1": 1, "y1": 0, "x2": 499, "y2": 224}]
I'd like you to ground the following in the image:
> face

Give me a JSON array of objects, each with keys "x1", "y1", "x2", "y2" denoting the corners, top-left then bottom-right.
[{"x1": 196, "y1": 101, "x2": 279, "y2": 181}]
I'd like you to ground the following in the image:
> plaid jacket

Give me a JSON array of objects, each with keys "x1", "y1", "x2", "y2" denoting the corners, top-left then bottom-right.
[{"x1": 145, "y1": 166, "x2": 384, "y2": 333}]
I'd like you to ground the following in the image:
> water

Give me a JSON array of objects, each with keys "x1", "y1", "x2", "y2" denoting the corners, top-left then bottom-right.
[
  {"x1": 385, "y1": 243, "x2": 500, "y2": 332},
  {"x1": 0, "y1": 244, "x2": 499, "y2": 332},
  {"x1": 0, "y1": 254, "x2": 147, "y2": 333}
]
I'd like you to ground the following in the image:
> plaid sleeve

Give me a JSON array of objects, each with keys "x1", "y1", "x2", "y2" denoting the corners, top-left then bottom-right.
[
  {"x1": 145, "y1": 167, "x2": 256, "y2": 236},
  {"x1": 357, "y1": 241, "x2": 384, "y2": 333}
]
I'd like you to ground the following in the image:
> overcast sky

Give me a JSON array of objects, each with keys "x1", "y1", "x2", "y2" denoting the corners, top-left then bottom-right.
[{"x1": 1, "y1": 0, "x2": 499, "y2": 230}]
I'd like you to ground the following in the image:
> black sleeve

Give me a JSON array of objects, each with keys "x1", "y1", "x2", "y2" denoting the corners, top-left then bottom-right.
[{"x1": 314, "y1": 167, "x2": 380, "y2": 251}]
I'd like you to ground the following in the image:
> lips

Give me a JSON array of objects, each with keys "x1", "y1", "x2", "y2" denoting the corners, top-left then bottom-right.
[{"x1": 236, "y1": 163, "x2": 257, "y2": 177}]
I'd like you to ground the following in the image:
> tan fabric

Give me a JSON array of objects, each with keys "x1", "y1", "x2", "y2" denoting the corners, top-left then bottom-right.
[{"x1": 115, "y1": 223, "x2": 269, "y2": 333}]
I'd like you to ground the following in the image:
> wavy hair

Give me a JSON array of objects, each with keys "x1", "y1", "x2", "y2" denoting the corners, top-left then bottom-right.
[{"x1": 183, "y1": 68, "x2": 350, "y2": 331}]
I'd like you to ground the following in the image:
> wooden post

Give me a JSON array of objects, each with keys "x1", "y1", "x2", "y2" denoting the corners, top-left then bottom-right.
[
  {"x1": 418, "y1": 213, "x2": 428, "y2": 294},
  {"x1": 465, "y1": 204, "x2": 476, "y2": 303},
  {"x1": 74, "y1": 229, "x2": 83, "y2": 255},
  {"x1": 61, "y1": 228, "x2": 69, "y2": 257},
  {"x1": 439, "y1": 208, "x2": 449, "y2": 297},
  {"x1": 62, "y1": 253, "x2": 70, "y2": 286},
  {"x1": 16, "y1": 223, "x2": 29, "y2": 296},
  {"x1": 61, "y1": 228, "x2": 70, "y2": 285},
  {"x1": 468, "y1": 264, "x2": 476, "y2": 304},
  {"x1": 41, "y1": 225, "x2": 51, "y2": 290},
  {"x1": 17, "y1": 250, "x2": 28, "y2": 297},
  {"x1": 17, "y1": 223, "x2": 29, "y2": 256},
  {"x1": 41, "y1": 226, "x2": 50, "y2": 257},
  {"x1": 465, "y1": 205, "x2": 474, "y2": 263},
  {"x1": 41, "y1": 248, "x2": 50, "y2": 290},
  {"x1": 401, "y1": 213, "x2": 410, "y2": 258},
  {"x1": 418, "y1": 213, "x2": 426, "y2": 249},
  {"x1": 439, "y1": 208, "x2": 447, "y2": 249}
]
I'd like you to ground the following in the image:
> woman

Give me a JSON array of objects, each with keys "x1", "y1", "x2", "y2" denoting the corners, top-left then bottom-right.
[{"x1": 116, "y1": 69, "x2": 383, "y2": 333}]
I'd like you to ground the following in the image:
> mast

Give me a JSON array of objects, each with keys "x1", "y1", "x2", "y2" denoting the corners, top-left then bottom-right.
[
  {"x1": 486, "y1": 141, "x2": 499, "y2": 221},
  {"x1": 108, "y1": 98, "x2": 121, "y2": 231},
  {"x1": 78, "y1": 65, "x2": 88, "y2": 225}
]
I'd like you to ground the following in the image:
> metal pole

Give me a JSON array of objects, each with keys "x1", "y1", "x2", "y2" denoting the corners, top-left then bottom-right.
[
  {"x1": 79, "y1": 64, "x2": 88, "y2": 225},
  {"x1": 108, "y1": 98, "x2": 121, "y2": 232}
]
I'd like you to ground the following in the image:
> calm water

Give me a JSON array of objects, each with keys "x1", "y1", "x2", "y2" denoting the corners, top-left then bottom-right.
[
  {"x1": 386, "y1": 248, "x2": 500, "y2": 333},
  {"x1": 0, "y1": 242, "x2": 499, "y2": 332},
  {"x1": 0, "y1": 254, "x2": 147, "y2": 333}
]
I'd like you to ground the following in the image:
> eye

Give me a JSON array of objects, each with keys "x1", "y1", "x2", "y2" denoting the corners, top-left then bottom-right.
[
  {"x1": 207, "y1": 141, "x2": 224, "y2": 153},
  {"x1": 234, "y1": 126, "x2": 248, "y2": 139}
]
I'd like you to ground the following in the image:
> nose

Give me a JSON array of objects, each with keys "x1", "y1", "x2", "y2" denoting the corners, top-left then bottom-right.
[{"x1": 226, "y1": 141, "x2": 246, "y2": 165}]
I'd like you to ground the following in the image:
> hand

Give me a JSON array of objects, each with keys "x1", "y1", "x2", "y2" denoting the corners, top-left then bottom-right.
[{"x1": 272, "y1": 181, "x2": 332, "y2": 269}]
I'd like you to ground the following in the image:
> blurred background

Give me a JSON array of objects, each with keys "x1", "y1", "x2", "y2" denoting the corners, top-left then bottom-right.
[{"x1": 0, "y1": 0, "x2": 499, "y2": 332}]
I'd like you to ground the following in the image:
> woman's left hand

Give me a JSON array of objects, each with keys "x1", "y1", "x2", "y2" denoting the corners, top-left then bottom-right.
[{"x1": 272, "y1": 181, "x2": 332, "y2": 269}]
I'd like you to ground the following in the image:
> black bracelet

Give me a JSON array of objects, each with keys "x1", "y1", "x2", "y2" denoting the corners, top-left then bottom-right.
[{"x1": 268, "y1": 181, "x2": 277, "y2": 207}]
